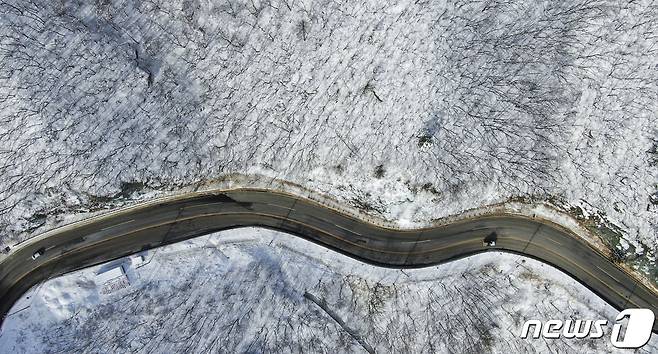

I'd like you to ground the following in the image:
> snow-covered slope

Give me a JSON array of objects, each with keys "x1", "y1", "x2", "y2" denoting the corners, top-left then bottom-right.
[
  {"x1": 1, "y1": 2, "x2": 657, "y2": 273},
  {"x1": 1, "y1": 228, "x2": 655, "y2": 353}
]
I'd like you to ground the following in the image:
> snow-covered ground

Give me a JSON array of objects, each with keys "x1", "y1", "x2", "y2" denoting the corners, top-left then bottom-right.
[
  {"x1": 1, "y1": 0, "x2": 657, "y2": 275},
  {"x1": 1, "y1": 227, "x2": 655, "y2": 353}
]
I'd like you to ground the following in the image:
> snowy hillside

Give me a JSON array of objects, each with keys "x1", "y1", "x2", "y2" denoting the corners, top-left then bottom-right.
[
  {"x1": 1, "y1": 1, "x2": 657, "y2": 273},
  {"x1": 1, "y1": 228, "x2": 654, "y2": 353}
]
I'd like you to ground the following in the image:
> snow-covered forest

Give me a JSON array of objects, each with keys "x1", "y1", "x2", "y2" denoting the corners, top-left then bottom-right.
[
  {"x1": 2, "y1": 228, "x2": 655, "y2": 353},
  {"x1": 1, "y1": 0, "x2": 657, "y2": 280}
]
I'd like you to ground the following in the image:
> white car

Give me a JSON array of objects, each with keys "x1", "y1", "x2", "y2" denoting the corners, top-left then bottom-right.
[{"x1": 31, "y1": 247, "x2": 45, "y2": 260}]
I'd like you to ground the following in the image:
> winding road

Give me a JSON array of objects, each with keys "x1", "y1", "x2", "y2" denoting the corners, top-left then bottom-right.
[{"x1": 1, "y1": 189, "x2": 657, "y2": 332}]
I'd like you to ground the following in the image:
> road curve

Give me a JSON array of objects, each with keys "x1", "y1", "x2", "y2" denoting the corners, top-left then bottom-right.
[{"x1": 1, "y1": 189, "x2": 657, "y2": 332}]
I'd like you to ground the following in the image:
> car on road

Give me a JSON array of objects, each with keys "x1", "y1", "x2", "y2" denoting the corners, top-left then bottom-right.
[
  {"x1": 31, "y1": 247, "x2": 45, "y2": 260},
  {"x1": 484, "y1": 232, "x2": 497, "y2": 247}
]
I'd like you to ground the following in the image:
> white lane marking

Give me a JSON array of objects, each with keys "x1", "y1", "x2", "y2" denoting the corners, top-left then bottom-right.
[
  {"x1": 597, "y1": 265, "x2": 622, "y2": 284},
  {"x1": 100, "y1": 219, "x2": 135, "y2": 231}
]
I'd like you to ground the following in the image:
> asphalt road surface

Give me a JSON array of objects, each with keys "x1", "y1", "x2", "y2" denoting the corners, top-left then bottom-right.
[{"x1": 1, "y1": 189, "x2": 657, "y2": 332}]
